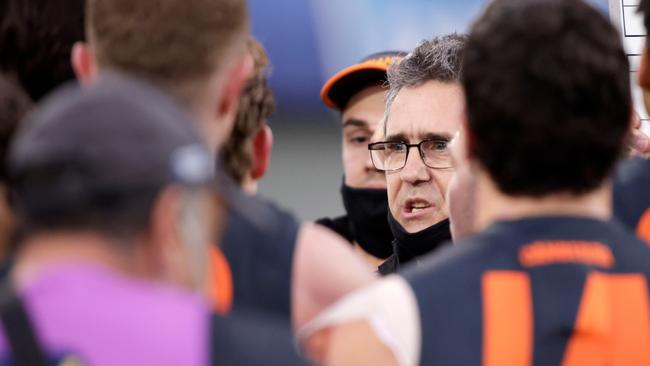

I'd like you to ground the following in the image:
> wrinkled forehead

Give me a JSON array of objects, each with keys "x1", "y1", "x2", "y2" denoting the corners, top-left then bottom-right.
[{"x1": 384, "y1": 81, "x2": 464, "y2": 142}]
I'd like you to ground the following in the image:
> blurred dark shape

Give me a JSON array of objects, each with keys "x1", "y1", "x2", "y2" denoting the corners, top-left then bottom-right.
[{"x1": 0, "y1": 0, "x2": 85, "y2": 101}]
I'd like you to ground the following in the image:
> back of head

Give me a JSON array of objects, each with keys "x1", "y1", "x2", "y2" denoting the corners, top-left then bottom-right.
[
  {"x1": 87, "y1": 0, "x2": 249, "y2": 105},
  {"x1": 0, "y1": 0, "x2": 85, "y2": 101},
  {"x1": 221, "y1": 37, "x2": 275, "y2": 185},
  {"x1": 463, "y1": 0, "x2": 631, "y2": 197},
  {"x1": 384, "y1": 34, "x2": 467, "y2": 132},
  {"x1": 9, "y1": 76, "x2": 213, "y2": 241}
]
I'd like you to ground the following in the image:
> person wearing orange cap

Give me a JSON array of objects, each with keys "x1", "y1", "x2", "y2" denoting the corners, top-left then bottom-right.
[{"x1": 317, "y1": 51, "x2": 406, "y2": 268}]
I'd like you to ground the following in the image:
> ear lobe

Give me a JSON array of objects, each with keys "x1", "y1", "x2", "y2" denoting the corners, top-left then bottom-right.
[
  {"x1": 217, "y1": 53, "x2": 253, "y2": 118},
  {"x1": 250, "y1": 125, "x2": 273, "y2": 181},
  {"x1": 71, "y1": 42, "x2": 97, "y2": 85}
]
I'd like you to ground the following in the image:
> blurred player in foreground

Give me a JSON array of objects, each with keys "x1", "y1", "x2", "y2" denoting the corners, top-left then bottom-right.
[
  {"x1": 74, "y1": 0, "x2": 374, "y2": 329},
  {"x1": 2, "y1": 77, "x2": 222, "y2": 365}
]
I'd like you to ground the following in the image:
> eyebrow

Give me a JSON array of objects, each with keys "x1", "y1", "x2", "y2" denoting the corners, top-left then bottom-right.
[
  {"x1": 382, "y1": 133, "x2": 406, "y2": 142},
  {"x1": 384, "y1": 132, "x2": 453, "y2": 143},
  {"x1": 342, "y1": 118, "x2": 370, "y2": 129},
  {"x1": 421, "y1": 132, "x2": 453, "y2": 142}
]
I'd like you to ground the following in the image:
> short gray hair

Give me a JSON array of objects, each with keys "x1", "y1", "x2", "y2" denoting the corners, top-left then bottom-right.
[{"x1": 383, "y1": 34, "x2": 468, "y2": 135}]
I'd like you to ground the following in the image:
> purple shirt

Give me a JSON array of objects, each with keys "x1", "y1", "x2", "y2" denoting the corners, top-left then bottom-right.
[{"x1": 0, "y1": 262, "x2": 210, "y2": 365}]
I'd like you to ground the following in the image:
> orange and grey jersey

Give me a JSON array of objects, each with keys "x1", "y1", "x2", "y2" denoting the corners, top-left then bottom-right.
[
  {"x1": 406, "y1": 216, "x2": 650, "y2": 365},
  {"x1": 614, "y1": 157, "x2": 650, "y2": 244}
]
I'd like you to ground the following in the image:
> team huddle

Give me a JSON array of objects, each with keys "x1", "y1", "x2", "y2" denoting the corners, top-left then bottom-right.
[{"x1": 0, "y1": 0, "x2": 649, "y2": 365}]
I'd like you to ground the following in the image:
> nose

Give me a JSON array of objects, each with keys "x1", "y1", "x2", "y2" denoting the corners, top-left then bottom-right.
[{"x1": 399, "y1": 146, "x2": 430, "y2": 184}]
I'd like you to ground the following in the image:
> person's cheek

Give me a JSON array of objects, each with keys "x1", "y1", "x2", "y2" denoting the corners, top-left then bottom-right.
[
  {"x1": 386, "y1": 172, "x2": 401, "y2": 220},
  {"x1": 344, "y1": 145, "x2": 367, "y2": 187}
]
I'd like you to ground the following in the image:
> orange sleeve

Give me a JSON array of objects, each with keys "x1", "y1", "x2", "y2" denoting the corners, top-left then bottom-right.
[
  {"x1": 636, "y1": 208, "x2": 650, "y2": 245},
  {"x1": 206, "y1": 246, "x2": 233, "y2": 315}
]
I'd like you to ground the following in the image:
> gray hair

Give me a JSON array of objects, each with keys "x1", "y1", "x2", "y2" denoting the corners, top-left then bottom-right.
[{"x1": 383, "y1": 33, "x2": 468, "y2": 135}]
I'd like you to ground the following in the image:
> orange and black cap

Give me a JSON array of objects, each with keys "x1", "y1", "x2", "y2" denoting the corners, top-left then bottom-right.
[{"x1": 321, "y1": 51, "x2": 407, "y2": 111}]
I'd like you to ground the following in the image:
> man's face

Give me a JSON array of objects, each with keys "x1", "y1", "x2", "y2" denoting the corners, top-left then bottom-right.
[
  {"x1": 384, "y1": 81, "x2": 463, "y2": 233},
  {"x1": 341, "y1": 85, "x2": 386, "y2": 189}
]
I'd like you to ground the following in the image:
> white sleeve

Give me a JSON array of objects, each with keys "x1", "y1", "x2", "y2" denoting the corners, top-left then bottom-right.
[{"x1": 297, "y1": 275, "x2": 421, "y2": 366}]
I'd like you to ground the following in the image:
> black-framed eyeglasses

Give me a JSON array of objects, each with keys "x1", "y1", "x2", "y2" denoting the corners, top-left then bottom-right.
[{"x1": 368, "y1": 139, "x2": 453, "y2": 172}]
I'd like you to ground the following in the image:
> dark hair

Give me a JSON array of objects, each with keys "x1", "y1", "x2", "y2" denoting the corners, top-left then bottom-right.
[
  {"x1": 463, "y1": 0, "x2": 631, "y2": 197},
  {"x1": 0, "y1": 0, "x2": 85, "y2": 101},
  {"x1": 220, "y1": 37, "x2": 275, "y2": 184},
  {"x1": 384, "y1": 34, "x2": 467, "y2": 134},
  {"x1": 0, "y1": 75, "x2": 31, "y2": 183}
]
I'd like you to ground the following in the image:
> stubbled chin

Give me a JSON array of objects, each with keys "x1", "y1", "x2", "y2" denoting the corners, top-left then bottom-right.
[{"x1": 399, "y1": 214, "x2": 447, "y2": 234}]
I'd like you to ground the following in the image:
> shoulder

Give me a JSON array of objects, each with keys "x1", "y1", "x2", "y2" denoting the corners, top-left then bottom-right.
[
  {"x1": 613, "y1": 158, "x2": 650, "y2": 232},
  {"x1": 220, "y1": 196, "x2": 300, "y2": 317},
  {"x1": 403, "y1": 232, "x2": 504, "y2": 285},
  {"x1": 221, "y1": 195, "x2": 300, "y2": 265},
  {"x1": 615, "y1": 157, "x2": 650, "y2": 187}
]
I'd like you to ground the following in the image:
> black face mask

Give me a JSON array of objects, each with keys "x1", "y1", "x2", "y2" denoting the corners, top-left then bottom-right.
[
  {"x1": 387, "y1": 210, "x2": 452, "y2": 264},
  {"x1": 340, "y1": 183, "x2": 394, "y2": 259}
]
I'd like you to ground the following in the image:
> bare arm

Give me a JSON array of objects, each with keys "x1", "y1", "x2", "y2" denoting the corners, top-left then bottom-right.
[
  {"x1": 324, "y1": 321, "x2": 399, "y2": 366},
  {"x1": 298, "y1": 276, "x2": 421, "y2": 366},
  {"x1": 291, "y1": 223, "x2": 376, "y2": 330}
]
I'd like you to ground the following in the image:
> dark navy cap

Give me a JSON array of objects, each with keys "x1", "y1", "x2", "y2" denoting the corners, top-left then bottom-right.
[{"x1": 9, "y1": 74, "x2": 215, "y2": 198}]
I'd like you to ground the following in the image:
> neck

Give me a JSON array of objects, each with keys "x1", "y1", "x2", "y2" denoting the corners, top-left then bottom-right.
[
  {"x1": 474, "y1": 170, "x2": 612, "y2": 233},
  {"x1": 12, "y1": 232, "x2": 154, "y2": 289}
]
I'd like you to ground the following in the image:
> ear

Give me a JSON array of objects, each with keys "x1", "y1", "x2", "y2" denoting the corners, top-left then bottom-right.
[
  {"x1": 250, "y1": 125, "x2": 273, "y2": 181},
  {"x1": 217, "y1": 53, "x2": 253, "y2": 121},
  {"x1": 71, "y1": 42, "x2": 98, "y2": 85}
]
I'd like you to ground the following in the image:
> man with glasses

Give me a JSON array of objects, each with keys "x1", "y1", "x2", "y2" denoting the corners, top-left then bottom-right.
[{"x1": 369, "y1": 34, "x2": 466, "y2": 274}]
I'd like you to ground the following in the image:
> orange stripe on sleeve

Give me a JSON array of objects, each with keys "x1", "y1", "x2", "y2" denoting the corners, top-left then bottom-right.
[
  {"x1": 206, "y1": 246, "x2": 233, "y2": 315},
  {"x1": 636, "y1": 208, "x2": 650, "y2": 245},
  {"x1": 482, "y1": 271, "x2": 533, "y2": 366}
]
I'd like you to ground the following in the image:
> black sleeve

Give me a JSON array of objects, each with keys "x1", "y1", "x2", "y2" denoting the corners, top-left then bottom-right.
[
  {"x1": 315, "y1": 215, "x2": 354, "y2": 244},
  {"x1": 377, "y1": 253, "x2": 398, "y2": 276},
  {"x1": 613, "y1": 158, "x2": 650, "y2": 230},
  {"x1": 220, "y1": 196, "x2": 299, "y2": 319}
]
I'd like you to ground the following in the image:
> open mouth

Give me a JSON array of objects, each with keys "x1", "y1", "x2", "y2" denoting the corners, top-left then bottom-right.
[{"x1": 402, "y1": 199, "x2": 435, "y2": 217}]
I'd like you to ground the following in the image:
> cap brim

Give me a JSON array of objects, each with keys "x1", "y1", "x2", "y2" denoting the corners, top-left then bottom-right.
[{"x1": 320, "y1": 62, "x2": 390, "y2": 110}]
